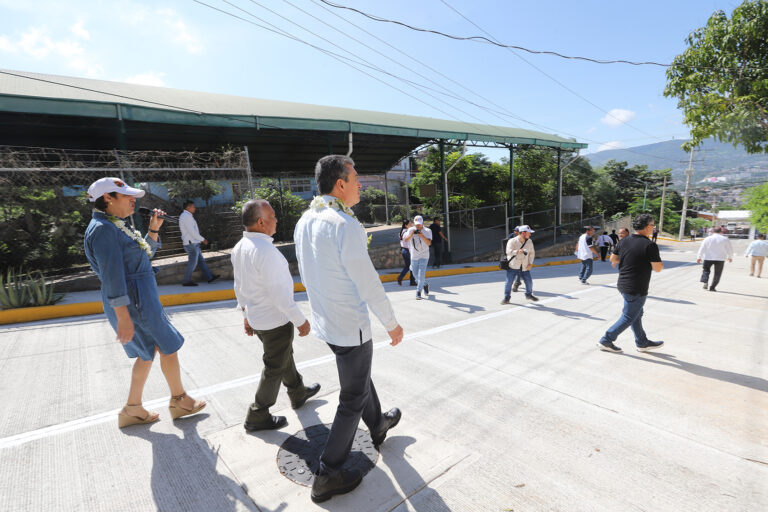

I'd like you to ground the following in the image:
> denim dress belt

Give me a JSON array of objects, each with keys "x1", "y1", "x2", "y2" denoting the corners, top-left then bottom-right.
[{"x1": 125, "y1": 271, "x2": 154, "y2": 281}]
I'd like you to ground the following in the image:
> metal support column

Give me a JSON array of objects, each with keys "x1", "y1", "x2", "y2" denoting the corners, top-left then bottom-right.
[
  {"x1": 556, "y1": 148, "x2": 562, "y2": 227},
  {"x1": 383, "y1": 171, "x2": 390, "y2": 225},
  {"x1": 244, "y1": 146, "x2": 254, "y2": 198},
  {"x1": 440, "y1": 140, "x2": 450, "y2": 255},
  {"x1": 277, "y1": 175, "x2": 285, "y2": 239},
  {"x1": 508, "y1": 145, "x2": 515, "y2": 222}
]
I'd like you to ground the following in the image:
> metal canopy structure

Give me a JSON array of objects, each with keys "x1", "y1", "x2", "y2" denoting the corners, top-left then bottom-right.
[{"x1": 0, "y1": 70, "x2": 586, "y2": 174}]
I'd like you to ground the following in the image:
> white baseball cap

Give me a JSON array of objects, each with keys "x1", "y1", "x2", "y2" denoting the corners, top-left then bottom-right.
[
  {"x1": 87, "y1": 177, "x2": 145, "y2": 202},
  {"x1": 414, "y1": 215, "x2": 424, "y2": 225},
  {"x1": 518, "y1": 224, "x2": 535, "y2": 233}
]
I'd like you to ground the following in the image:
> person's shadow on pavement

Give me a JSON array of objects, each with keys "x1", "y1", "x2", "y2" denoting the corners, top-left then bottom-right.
[
  {"x1": 380, "y1": 436, "x2": 451, "y2": 512},
  {"x1": 122, "y1": 414, "x2": 285, "y2": 512},
  {"x1": 627, "y1": 353, "x2": 768, "y2": 393},
  {"x1": 429, "y1": 295, "x2": 485, "y2": 314}
]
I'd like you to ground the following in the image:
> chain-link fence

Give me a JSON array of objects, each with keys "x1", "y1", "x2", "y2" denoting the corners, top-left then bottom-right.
[
  {"x1": 0, "y1": 145, "x2": 253, "y2": 275},
  {"x1": 445, "y1": 204, "x2": 508, "y2": 261}
]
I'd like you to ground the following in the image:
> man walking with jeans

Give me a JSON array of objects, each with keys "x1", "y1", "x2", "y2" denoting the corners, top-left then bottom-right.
[
  {"x1": 577, "y1": 226, "x2": 599, "y2": 284},
  {"x1": 598, "y1": 214, "x2": 664, "y2": 353},
  {"x1": 404, "y1": 215, "x2": 432, "y2": 299},
  {"x1": 179, "y1": 200, "x2": 219, "y2": 286},
  {"x1": 501, "y1": 225, "x2": 538, "y2": 303}
]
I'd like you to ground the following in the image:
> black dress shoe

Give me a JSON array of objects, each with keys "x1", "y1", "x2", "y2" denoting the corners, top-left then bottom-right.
[
  {"x1": 371, "y1": 408, "x2": 401, "y2": 448},
  {"x1": 207, "y1": 274, "x2": 220, "y2": 283},
  {"x1": 244, "y1": 415, "x2": 287, "y2": 431},
  {"x1": 311, "y1": 469, "x2": 363, "y2": 503},
  {"x1": 291, "y1": 383, "x2": 321, "y2": 410}
]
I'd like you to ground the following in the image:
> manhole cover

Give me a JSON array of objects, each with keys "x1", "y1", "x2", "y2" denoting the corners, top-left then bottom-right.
[{"x1": 276, "y1": 423, "x2": 378, "y2": 486}]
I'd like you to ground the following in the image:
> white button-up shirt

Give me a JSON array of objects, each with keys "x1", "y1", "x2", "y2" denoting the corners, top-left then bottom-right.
[
  {"x1": 231, "y1": 231, "x2": 307, "y2": 331},
  {"x1": 179, "y1": 210, "x2": 205, "y2": 245},
  {"x1": 697, "y1": 233, "x2": 734, "y2": 261},
  {"x1": 294, "y1": 195, "x2": 398, "y2": 346}
]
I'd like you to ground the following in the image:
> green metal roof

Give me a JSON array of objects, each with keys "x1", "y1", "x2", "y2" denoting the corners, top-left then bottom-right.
[{"x1": 0, "y1": 70, "x2": 587, "y2": 150}]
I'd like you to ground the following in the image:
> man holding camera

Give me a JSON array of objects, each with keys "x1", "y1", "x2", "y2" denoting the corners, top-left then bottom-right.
[
  {"x1": 403, "y1": 215, "x2": 432, "y2": 299},
  {"x1": 501, "y1": 225, "x2": 538, "y2": 303}
]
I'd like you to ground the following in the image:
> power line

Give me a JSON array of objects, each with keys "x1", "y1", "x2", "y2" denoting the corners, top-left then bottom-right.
[
  {"x1": 318, "y1": 0, "x2": 768, "y2": 72},
  {"x1": 206, "y1": 1, "x2": 694, "y2": 165},
  {"x1": 204, "y1": 0, "x2": 498, "y2": 134},
  {"x1": 307, "y1": 0, "x2": 569, "y2": 133},
  {"x1": 438, "y1": 0, "x2": 663, "y2": 142},
  {"x1": 286, "y1": 0, "x2": 526, "y2": 129}
]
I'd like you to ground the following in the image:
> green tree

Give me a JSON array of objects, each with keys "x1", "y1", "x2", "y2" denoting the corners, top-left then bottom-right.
[
  {"x1": 0, "y1": 186, "x2": 91, "y2": 271},
  {"x1": 354, "y1": 187, "x2": 399, "y2": 224},
  {"x1": 744, "y1": 181, "x2": 768, "y2": 231},
  {"x1": 664, "y1": 1, "x2": 768, "y2": 153},
  {"x1": 411, "y1": 145, "x2": 510, "y2": 214},
  {"x1": 164, "y1": 179, "x2": 223, "y2": 205},
  {"x1": 232, "y1": 179, "x2": 307, "y2": 242}
]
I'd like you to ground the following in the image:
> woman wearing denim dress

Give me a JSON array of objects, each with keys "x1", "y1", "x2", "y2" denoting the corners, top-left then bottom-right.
[{"x1": 84, "y1": 177, "x2": 206, "y2": 428}]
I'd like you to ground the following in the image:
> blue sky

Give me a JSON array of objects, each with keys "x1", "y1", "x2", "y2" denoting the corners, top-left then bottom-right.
[{"x1": 0, "y1": 0, "x2": 743, "y2": 161}]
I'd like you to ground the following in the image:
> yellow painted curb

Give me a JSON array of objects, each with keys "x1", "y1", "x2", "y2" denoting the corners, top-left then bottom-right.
[{"x1": 0, "y1": 259, "x2": 582, "y2": 325}]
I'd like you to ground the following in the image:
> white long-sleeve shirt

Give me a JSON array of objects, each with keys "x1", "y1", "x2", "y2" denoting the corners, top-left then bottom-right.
[
  {"x1": 179, "y1": 210, "x2": 205, "y2": 245},
  {"x1": 294, "y1": 195, "x2": 398, "y2": 346},
  {"x1": 231, "y1": 231, "x2": 307, "y2": 331},
  {"x1": 697, "y1": 233, "x2": 734, "y2": 261}
]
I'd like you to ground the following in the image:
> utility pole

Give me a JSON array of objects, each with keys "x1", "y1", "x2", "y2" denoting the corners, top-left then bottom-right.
[
  {"x1": 678, "y1": 149, "x2": 695, "y2": 241},
  {"x1": 658, "y1": 175, "x2": 667, "y2": 234}
]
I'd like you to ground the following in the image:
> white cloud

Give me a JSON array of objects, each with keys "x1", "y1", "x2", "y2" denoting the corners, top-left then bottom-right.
[
  {"x1": 70, "y1": 21, "x2": 90, "y2": 40},
  {"x1": 0, "y1": 25, "x2": 102, "y2": 77},
  {"x1": 124, "y1": 71, "x2": 166, "y2": 87},
  {"x1": 156, "y1": 8, "x2": 203, "y2": 54},
  {"x1": 596, "y1": 141, "x2": 627, "y2": 152},
  {"x1": 600, "y1": 108, "x2": 636, "y2": 127},
  {"x1": 586, "y1": 126, "x2": 596, "y2": 134}
]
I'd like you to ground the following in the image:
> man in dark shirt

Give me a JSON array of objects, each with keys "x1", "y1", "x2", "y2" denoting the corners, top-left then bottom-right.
[
  {"x1": 428, "y1": 217, "x2": 448, "y2": 268},
  {"x1": 597, "y1": 213, "x2": 664, "y2": 353}
]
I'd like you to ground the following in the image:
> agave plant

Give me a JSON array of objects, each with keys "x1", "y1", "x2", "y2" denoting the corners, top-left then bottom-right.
[
  {"x1": 0, "y1": 267, "x2": 30, "y2": 309},
  {"x1": 26, "y1": 270, "x2": 65, "y2": 307},
  {"x1": 0, "y1": 267, "x2": 65, "y2": 309}
]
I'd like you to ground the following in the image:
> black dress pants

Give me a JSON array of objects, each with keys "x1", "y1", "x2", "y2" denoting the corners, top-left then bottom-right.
[
  {"x1": 245, "y1": 322, "x2": 304, "y2": 423},
  {"x1": 319, "y1": 339, "x2": 382, "y2": 473},
  {"x1": 701, "y1": 260, "x2": 725, "y2": 289}
]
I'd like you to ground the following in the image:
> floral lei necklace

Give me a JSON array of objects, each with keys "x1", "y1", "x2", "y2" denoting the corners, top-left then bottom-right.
[
  {"x1": 309, "y1": 196, "x2": 372, "y2": 247},
  {"x1": 105, "y1": 213, "x2": 153, "y2": 257}
]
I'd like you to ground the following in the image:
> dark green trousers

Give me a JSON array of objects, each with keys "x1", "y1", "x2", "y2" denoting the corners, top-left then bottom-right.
[{"x1": 245, "y1": 321, "x2": 304, "y2": 423}]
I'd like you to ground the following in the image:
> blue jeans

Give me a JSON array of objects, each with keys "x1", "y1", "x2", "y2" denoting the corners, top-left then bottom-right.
[
  {"x1": 183, "y1": 243, "x2": 213, "y2": 283},
  {"x1": 600, "y1": 292, "x2": 649, "y2": 346},
  {"x1": 579, "y1": 258, "x2": 593, "y2": 282},
  {"x1": 410, "y1": 257, "x2": 428, "y2": 293},
  {"x1": 504, "y1": 268, "x2": 532, "y2": 299},
  {"x1": 398, "y1": 248, "x2": 415, "y2": 284}
]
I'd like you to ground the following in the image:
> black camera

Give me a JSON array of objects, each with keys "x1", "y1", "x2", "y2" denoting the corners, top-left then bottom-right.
[
  {"x1": 522, "y1": 250, "x2": 528, "y2": 256},
  {"x1": 414, "y1": 229, "x2": 421, "y2": 234}
]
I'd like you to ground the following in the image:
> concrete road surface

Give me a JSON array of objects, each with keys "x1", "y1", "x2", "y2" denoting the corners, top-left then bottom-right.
[{"x1": 1, "y1": 240, "x2": 766, "y2": 511}]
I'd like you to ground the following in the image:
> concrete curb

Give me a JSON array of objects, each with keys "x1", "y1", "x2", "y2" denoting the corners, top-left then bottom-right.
[{"x1": 0, "y1": 259, "x2": 582, "y2": 325}]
